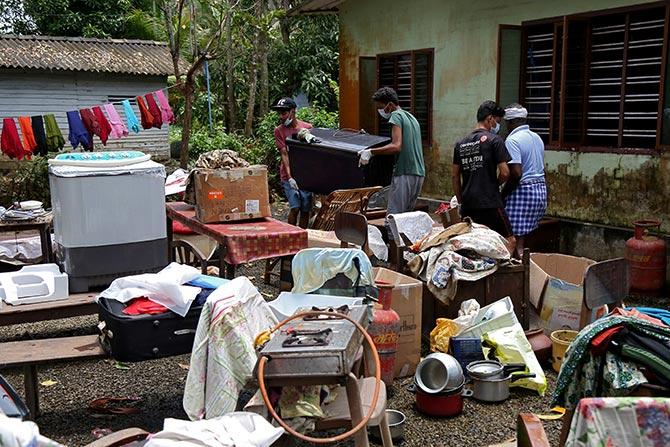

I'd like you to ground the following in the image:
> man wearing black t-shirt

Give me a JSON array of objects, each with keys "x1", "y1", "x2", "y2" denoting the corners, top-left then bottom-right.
[{"x1": 452, "y1": 100, "x2": 513, "y2": 239}]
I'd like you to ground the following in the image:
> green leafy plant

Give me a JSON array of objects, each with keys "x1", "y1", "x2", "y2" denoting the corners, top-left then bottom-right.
[{"x1": 0, "y1": 156, "x2": 51, "y2": 207}]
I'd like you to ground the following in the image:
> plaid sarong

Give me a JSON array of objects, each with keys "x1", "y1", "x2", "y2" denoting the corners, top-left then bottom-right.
[{"x1": 505, "y1": 178, "x2": 547, "y2": 236}]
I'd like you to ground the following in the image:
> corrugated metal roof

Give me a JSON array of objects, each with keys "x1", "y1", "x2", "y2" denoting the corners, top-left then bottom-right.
[
  {"x1": 0, "y1": 35, "x2": 178, "y2": 76},
  {"x1": 288, "y1": 0, "x2": 346, "y2": 16}
]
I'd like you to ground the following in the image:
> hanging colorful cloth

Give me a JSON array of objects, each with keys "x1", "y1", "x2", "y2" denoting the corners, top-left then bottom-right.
[
  {"x1": 145, "y1": 93, "x2": 163, "y2": 129},
  {"x1": 80, "y1": 108, "x2": 102, "y2": 150},
  {"x1": 1, "y1": 118, "x2": 24, "y2": 159},
  {"x1": 104, "y1": 103, "x2": 129, "y2": 139},
  {"x1": 31, "y1": 116, "x2": 48, "y2": 156},
  {"x1": 18, "y1": 116, "x2": 37, "y2": 156},
  {"x1": 44, "y1": 114, "x2": 65, "y2": 152},
  {"x1": 135, "y1": 96, "x2": 154, "y2": 130},
  {"x1": 155, "y1": 90, "x2": 175, "y2": 124},
  {"x1": 122, "y1": 100, "x2": 141, "y2": 134},
  {"x1": 92, "y1": 106, "x2": 112, "y2": 145},
  {"x1": 66, "y1": 111, "x2": 92, "y2": 150}
]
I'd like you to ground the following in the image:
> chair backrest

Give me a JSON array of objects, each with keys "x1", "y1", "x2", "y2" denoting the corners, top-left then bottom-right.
[
  {"x1": 171, "y1": 239, "x2": 208, "y2": 274},
  {"x1": 311, "y1": 186, "x2": 382, "y2": 231},
  {"x1": 579, "y1": 257, "x2": 630, "y2": 329},
  {"x1": 334, "y1": 212, "x2": 369, "y2": 253}
]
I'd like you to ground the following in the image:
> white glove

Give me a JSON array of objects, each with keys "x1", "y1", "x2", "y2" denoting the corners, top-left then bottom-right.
[
  {"x1": 358, "y1": 149, "x2": 372, "y2": 166},
  {"x1": 288, "y1": 178, "x2": 299, "y2": 190}
]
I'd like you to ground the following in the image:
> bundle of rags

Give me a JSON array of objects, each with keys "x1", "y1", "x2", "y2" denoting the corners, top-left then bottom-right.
[
  {"x1": 407, "y1": 217, "x2": 512, "y2": 304},
  {"x1": 183, "y1": 150, "x2": 251, "y2": 204}
]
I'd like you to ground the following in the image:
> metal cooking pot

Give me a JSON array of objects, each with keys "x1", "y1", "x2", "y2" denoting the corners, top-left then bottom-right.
[
  {"x1": 414, "y1": 353, "x2": 463, "y2": 393},
  {"x1": 466, "y1": 360, "x2": 526, "y2": 380},
  {"x1": 471, "y1": 372, "x2": 536, "y2": 402},
  {"x1": 369, "y1": 409, "x2": 406, "y2": 441},
  {"x1": 408, "y1": 380, "x2": 472, "y2": 417}
]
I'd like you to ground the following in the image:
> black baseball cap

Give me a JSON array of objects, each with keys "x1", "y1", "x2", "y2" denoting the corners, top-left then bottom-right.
[{"x1": 271, "y1": 97, "x2": 297, "y2": 111}]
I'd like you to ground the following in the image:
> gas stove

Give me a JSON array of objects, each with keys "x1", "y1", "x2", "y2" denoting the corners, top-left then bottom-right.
[{"x1": 258, "y1": 304, "x2": 369, "y2": 378}]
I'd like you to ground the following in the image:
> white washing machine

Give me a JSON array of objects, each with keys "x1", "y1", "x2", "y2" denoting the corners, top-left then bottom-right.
[{"x1": 49, "y1": 154, "x2": 168, "y2": 292}]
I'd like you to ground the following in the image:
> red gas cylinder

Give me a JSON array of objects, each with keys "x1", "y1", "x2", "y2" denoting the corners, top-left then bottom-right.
[
  {"x1": 625, "y1": 219, "x2": 667, "y2": 293},
  {"x1": 367, "y1": 282, "x2": 400, "y2": 386}
]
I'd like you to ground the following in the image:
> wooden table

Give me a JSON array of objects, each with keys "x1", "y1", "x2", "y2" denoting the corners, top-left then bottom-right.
[
  {"x1": 0, "y1": 292, "x2": 98, "y2": 326},
  {"x1": 166, "y1": 202, "x2": 308, "y2": 279},
  {"x1": 0, "y1": 213, "x2": 54, "y2": 263}
]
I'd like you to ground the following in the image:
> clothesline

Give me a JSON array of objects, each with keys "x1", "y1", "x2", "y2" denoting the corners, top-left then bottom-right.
[
  {"x1": 0, "y1": 83, "x2": 183, "y2": 123},
  {"x1": 1, "y1": 85, "x2": 180, "y2": 159}
]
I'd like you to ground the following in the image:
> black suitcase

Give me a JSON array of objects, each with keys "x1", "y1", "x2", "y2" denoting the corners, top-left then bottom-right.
[
  {"x1": 97, "y1": 294, "x2": 207, "y2": 362},
  {"x1": 0, "y1": 374, "x2": 29, "y2": 419}
]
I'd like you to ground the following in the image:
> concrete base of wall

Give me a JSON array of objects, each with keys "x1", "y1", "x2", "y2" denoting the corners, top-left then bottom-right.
[{"x1": 416, "y1": 196, "x2": 669, "y2": 287}]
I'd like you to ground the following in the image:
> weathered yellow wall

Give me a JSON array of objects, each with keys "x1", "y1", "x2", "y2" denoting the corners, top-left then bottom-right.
[{"x1": 339, "y1": 0, "x2": 670, "y2": 231}]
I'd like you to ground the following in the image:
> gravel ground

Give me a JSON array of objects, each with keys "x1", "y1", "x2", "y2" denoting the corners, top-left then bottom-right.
[{"x1": 5, "y1": 201, "x2": 664, "y2": 446}]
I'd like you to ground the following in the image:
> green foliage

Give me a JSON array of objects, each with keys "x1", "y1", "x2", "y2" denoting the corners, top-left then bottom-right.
[
  {"x1": 3, "y1": 0, "x2": 156, "y2": 38},
  {"x1": 0, "y1": 156, "x2": 51, "y2": 207}
]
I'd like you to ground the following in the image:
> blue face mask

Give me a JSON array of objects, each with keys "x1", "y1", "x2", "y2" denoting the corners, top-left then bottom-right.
[
  {"x1": 284, "y1": 118, "x2": 293, "y2": 127},
  {"x1": 491, "y1": 122, "x2": 500, "y2": 134}
]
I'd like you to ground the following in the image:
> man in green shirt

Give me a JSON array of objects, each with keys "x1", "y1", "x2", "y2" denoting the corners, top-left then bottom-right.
[{"x1": 359, "y1": 87, "x2": 425, "y2": 214}]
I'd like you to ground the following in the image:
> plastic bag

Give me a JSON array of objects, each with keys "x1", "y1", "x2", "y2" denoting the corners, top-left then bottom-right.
[
  {"x1": 430, "y1": 318, "x2": 459, "y2": 352},
  {"x1": 482, "y1": 323, "x2": 547, "y2": 395}
]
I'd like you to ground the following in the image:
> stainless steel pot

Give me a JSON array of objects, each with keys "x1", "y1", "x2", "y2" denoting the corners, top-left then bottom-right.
[
  {"x1": 466, "y1": 360, "x2": 526, "y2": 380},
  {"x1": 414, "y1": 353, "x2": 463, "y2": 393},
  {"x1": 471, "y1": 373, "x2": 536, "y2": 402},
  {"x1": 369, "y1": 409, "x2": 405, "y2": 441}
]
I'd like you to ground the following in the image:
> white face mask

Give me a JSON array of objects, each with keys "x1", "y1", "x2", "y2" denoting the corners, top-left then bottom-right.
[
  {"x1": 377, "y1": 108, "x2": 392, "y2": 119},
  {"x1": 284, "y1": 118, "x2": 293, "y2": 127},
  {"x1": 491, "y1": 122, "x2": 500, "y2": 134}
]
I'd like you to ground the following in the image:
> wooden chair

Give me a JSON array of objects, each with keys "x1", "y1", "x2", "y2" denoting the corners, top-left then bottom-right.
[
  {"x1": 264, "y1": 187, "x2": 382, "y2": 286},
  {"x1": 312, "y1": 186, "x2": 382, "y2": 231},
  {"x1": 334, "y1": 211, "x2": 371, "y2": 255},
  {"x1": 516, "y1": 413, "x2": 551, "y2": 447},
  {"x1": 171, "y1": 239, "x2": 208, "y2": 274},
  {"x1": 579, "y1": 257, "x2": 630, "y2": 329}
]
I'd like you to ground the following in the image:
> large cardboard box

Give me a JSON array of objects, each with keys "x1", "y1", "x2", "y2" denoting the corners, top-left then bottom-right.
[
  {"x1": 530, "y1": 253, "x2": 601, "y2": 332},
  {"x1": 306, "y1": 229, "x2": 342, "y2": 248},
  {"x1": 193, "y1": 166, "x2": 271, "y2": 223},
  {"x1": 373, "y1": 267, "x2": 423, "y2": 378}
]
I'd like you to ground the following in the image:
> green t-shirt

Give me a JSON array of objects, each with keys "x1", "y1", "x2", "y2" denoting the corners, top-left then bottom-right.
[{"x1": 388, "y1": 109, "x2": 425, "y2": 177}]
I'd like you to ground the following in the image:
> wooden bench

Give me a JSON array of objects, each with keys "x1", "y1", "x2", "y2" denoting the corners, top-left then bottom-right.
[{"x1": 0, "y1": 334, "x2": 107, "y2": 418}]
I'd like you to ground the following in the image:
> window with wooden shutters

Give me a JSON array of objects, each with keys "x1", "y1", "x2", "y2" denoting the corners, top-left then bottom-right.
[
  {"x1": 508, "y1": 3, "x2": 670, "y2": 152},
  {"x1": 376, "y1": 49, "x2": 433, "y2": 147}
]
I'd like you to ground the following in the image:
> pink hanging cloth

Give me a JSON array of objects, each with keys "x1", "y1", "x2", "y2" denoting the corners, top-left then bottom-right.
[
  {"x1": 154, "y1": 90, "x2": 175, "y2": 124},
  {"x1": 103, "y1": 103, "x2": 129, "y2": 139}
]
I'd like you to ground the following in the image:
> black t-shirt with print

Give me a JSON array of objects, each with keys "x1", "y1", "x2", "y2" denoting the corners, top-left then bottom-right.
[{"x1": 453, "y1": 129, "x2": 511, "y2": 209}]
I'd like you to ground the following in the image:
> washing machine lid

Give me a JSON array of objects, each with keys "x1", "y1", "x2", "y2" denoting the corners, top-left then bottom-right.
[
  {"x1": 49, "y1": 151, "x2": 151, "y2": 167},
  {"x1": 49, "y1": 159, "x2": 166, "y2": 178}
]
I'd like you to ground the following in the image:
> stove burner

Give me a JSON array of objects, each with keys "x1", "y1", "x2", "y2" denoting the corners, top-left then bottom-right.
[
  {"x1": 282, "y1": 328, "x2": 333, "y2": 347},
  {"x1": 302, "y1": 305, "x2": 350, "y2": 321}
]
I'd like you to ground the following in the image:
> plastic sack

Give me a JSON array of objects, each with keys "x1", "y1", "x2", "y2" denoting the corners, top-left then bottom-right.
[
  {"x1": 430, "y1": 318, "x2": 460, "y2": 352},
  {"x1": 482, "y1": 323, "x2": 547, "y2": 395}
]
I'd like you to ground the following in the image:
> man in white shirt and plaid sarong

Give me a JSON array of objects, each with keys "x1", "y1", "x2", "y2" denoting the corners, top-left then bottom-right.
[{"x1": 501, "y1": 104, "x2": 547, "y2": 258}]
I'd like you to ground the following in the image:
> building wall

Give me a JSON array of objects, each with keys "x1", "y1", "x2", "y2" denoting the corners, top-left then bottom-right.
[
  {"x1": 0, "y1": 69, "x2": 170, "y2": 159},
  {"x1": 339, "y1": 0, "x2": 670, "y2": 232}
]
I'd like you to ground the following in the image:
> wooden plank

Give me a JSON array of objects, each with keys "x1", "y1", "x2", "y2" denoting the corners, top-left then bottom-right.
[
  {"x1": 0, "y1": 292, "x2": 98, "y2": 326},
  {"x1": 0, "y1": 334, "x2": 105, "y2": 368}
]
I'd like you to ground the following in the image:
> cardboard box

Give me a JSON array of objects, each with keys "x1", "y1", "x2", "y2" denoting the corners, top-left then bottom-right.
[
  {"x1": 193, "y1": 166, "x2": 271, "y2": 223},
  {"x1": 373, "y1": 267, "x2": 423, "y2": 377},
  {"x1": 530, "y1": 253, "x2": 600, "y2": 332}
]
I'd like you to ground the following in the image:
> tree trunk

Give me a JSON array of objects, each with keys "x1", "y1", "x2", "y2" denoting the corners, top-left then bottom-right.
[
  {"x1": 179, "y1": 81, "x2": 195, "y2": 169},
  {"x1": 224, "y1": 4, "x2": 237, "y2": 132},
  {"x1": 244, "y1": 53, "x2": 259, "y2": 137},
  {"x1": 258, "y1": 1, "x2": 269, "y2": 117}
]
